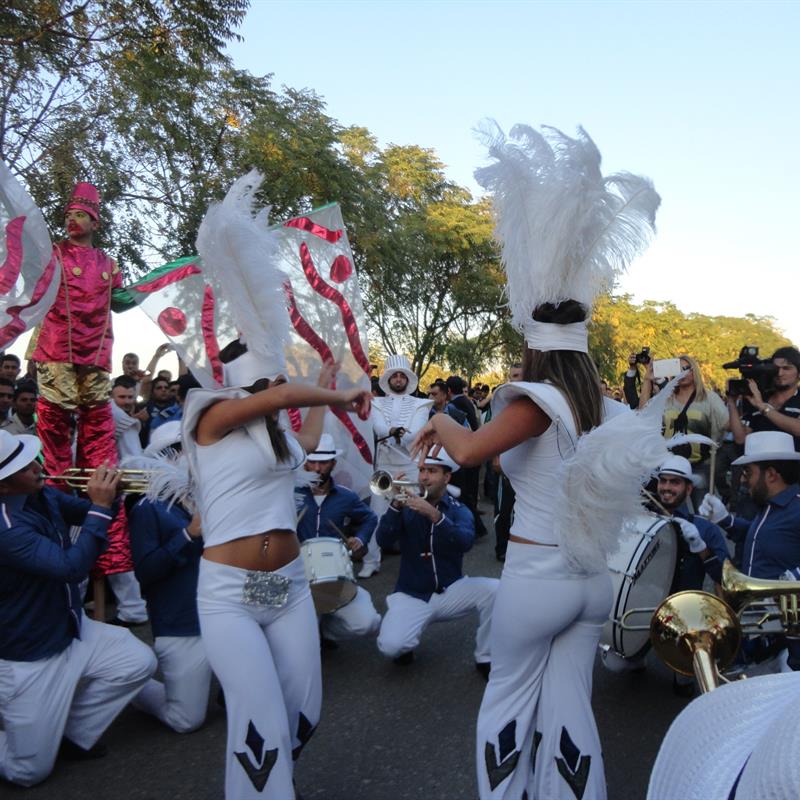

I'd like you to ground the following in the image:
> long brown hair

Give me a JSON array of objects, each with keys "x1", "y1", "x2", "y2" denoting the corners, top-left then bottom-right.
[
  {"x1": 522, "y1": 301, "x2": 604, "y2": 434},
  {"x1": 219, "y1": 338, "x2": 291, "y2": 462}
]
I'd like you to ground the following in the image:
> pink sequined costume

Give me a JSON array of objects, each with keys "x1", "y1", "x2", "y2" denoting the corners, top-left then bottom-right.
[{"x1": 32, "y1": 184, "x2": 130, "y2": 575}]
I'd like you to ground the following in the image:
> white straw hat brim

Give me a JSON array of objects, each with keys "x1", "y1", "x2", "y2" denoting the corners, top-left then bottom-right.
[
  {"x1": 0, "y1": 435, "x2": 42, "y2": 481},
  {"x1": 732, "y1": 450, "x2": 800, "y2": 466}
]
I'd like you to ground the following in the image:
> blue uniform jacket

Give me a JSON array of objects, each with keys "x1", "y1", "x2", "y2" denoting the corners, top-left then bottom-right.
[
  {"x1": 129, "y1": 498, "x2": 202, "y2": 638},
  {"x1": 376, "y1": 492, "x2": 474, "y2": 600},
  {"x1": 673, "y1": 506, "x2": 730, "y2": 585},
  {"x1": 720, "y1": 484, "x2": 800, "y2": 579},
  {"x1": 0, "y1": 488, "x2": 113, "y2": 661},
  {"x1": 296, "y1": 480, "x2": 377, "y2": 546}
]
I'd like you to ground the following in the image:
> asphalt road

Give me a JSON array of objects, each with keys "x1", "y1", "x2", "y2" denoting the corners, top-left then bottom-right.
[{"x1": 4, "y1": 509, "x2": 694, "y2": 800}]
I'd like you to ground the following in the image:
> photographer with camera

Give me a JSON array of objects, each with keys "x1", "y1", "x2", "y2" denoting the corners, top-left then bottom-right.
[
  {"x1": 727, "y1": 346, "x2": 800, "y2": 452},
  {"x1": 639, "y1": 354, "x2": 728, "y2": 506},
  {"x1": 623, "y1": 348, "x2": 652, "y2": 409}
]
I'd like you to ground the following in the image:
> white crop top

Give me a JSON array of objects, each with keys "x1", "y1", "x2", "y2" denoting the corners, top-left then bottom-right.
[
  {"x1": 494, "y1": 383, "x2": 628, "y2": 544},
  {"x1": 183, "y1": 387, "x2": 306, "y2": 547}
]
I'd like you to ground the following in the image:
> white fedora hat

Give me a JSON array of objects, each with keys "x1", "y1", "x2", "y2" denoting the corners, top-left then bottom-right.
[
  {"x1": 0, "y1": 430, "x2": 41, "y2": 482},
  {"x1": 732, "y1": 430, "x2": 800, "y2": 466},
  {"x1": 306, "y1": 433, "x2": 343, "y2": 462},
  {"x1": 144, "y1": 420, "x2": 182, "y2": 457},
  {"x1": 423, "y1": 446, "x2": 459, "y2": 473},
  {"x1": 656, "y1": 454, "x2": 699, "y2": 486},
  {"x1": 378, "y1": 354, "x2": 418, "y2": 395}
]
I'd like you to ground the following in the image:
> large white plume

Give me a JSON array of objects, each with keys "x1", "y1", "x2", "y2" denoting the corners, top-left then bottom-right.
[
  {"x1": 121, "y1": 453, "x2": 195, "y2": 512},
  {"x1": 196, "y1": 170, "x2": 289, "y2": 368},
  {"x1": 474, "y1": 122, "x2": 661, "y2": 326},
  {"x1": 553, "y1": 377, "x2": 679, "y2": 573}
]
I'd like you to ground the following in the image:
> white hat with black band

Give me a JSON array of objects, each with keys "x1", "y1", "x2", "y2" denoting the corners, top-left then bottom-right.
[
  {"x1": 0, "y1": 430, "x2": 41, "y2": 481},
  {"x1": 657, "y1": 454, "x2": 699, "y2": 486},
  {"x1": 423, "y1": 447, "x2": 459, "y2": 473},
  {"x1": 306, "y1": 433, "x2": 344, "y2": 462}
]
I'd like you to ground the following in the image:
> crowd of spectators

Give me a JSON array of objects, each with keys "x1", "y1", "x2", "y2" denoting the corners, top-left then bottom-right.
[{"x1": 0, "y1": 345, "x2": 200, "y2": 453}]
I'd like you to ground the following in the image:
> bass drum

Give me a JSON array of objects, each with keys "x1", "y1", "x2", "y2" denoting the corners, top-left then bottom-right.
[{"x1": 601, "y1": 514, "x2": 679, "y2": 661}]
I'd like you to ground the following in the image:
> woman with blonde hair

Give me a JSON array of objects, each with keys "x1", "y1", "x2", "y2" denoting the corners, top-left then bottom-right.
[{"x1": 639, "y1": 353, "x2": 728, "y2": 502}]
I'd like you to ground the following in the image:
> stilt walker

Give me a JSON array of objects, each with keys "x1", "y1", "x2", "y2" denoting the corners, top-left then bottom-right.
[{"x1": 30, "y1": 183, "x2": 135, "y2": 620}]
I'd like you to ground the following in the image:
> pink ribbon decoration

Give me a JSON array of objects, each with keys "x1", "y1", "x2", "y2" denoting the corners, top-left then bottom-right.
[
  {"x1": 284, "y1": 281, "x2": 335, "y2": 365},
  {"x1": 132, "y1": 262, "x2": 202, "y2": 294},
  {"x1": 284, "y1": 217, "x2": 342, "y2": 244},
  {"x1": 201, "y1": 284, "x2": 224, "y2": 385},
  {"x1": 0, "y1": 251, "x2": 58, "y2": 348},
  {"x1": 284, "y1": 280, "x2": 372, "y2": 464},
  {"x1": 298, "y1": 243, "x2": 370, "y2": 375},
  {"x1": 0, "y1": 216, "x2": 25, "y2": 295},
  {"x1": 287, "y1": 407, "x2": 303, "y2": 432}
]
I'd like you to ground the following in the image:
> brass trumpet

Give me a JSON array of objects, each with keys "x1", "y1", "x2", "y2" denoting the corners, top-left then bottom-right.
[
  {"x1": 369, "y1": 470, "x2": 427, "y2": 504},
  {"x1": 45, "y1": 467, "x2": 152, "y2": 493},
  {"x1": 648, "y1": 559, "x2": 800, "y2": 692}
]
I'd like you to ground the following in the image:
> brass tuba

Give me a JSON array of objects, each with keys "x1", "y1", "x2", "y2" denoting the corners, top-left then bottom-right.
[{"x1": 649, "y1": 559, "x2": 800, "y2": 692}]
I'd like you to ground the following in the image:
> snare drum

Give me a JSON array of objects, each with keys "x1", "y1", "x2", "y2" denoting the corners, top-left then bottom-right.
[
  {"x1": 300, "y1": 537, "x2": 357, "y2": 614},
  {"x1": 601, "y1": 514, "x2": 679, "y2": 661}
]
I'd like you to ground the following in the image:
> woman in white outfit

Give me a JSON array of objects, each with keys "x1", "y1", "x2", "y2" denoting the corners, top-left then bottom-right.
[
  {"x1": 413, "y1": 123, "x2": 661, "y2": 800},
  {"x1": 186, "y1": 343, "x2": 370, "y2": 800},
  {"x1": 178, "y1": 172, "x2": 371, "y2": 799}
]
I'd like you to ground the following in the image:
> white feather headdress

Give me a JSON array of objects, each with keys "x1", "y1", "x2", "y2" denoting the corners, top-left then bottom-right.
[
  {"x1": 474, "y1": 122, "x2": 660, "y2": 350},
  {"x1": 196, "y1": 170, "x2": 290, "y2": 383},
  {"x1": 553, "y1": 378, "x2": 679, "y2": 573}
]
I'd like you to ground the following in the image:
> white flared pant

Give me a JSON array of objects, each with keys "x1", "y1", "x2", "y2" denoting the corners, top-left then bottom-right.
[
  {"x1": 198, "y1": 556, "x2": 321, "y2": 800},
  {"x1": 476, "y1": 543, "x2": 612, "y2": 800}
]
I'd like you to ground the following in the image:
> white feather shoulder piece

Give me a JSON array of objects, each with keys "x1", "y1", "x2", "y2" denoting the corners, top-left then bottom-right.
[
  {"x1": 196, "y1": 170, "x2": 289, "y2": 365},
  {"x1": 120, "y1": 453, "x2": 195, "y2": 512},
  {"x1": 474, "y1": 122, "x2": 661, "y2": 324},
  {"x1": 553, "y1": 379, "x2": 679, "y2": 573}
]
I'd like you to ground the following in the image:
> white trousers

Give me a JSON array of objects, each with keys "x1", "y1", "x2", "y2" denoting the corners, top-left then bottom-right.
[
  {"x1": 364, "y1": 492, "x2": 389, "y2": 570},
  {"x1": 108, "y1": 570, "x2": 148, "y2": 623},
  {"x1": 198, "y1": 557, "x2": 322, "y2": 800},
  {"x1": 321, "y1": 586, "x2": 381, "y2": 641},
  {"x1": 132, "y1": 635, "x2": 212, "y2": 733},
  {"x1": 377, "y1": 576, "x2": 498, "y2": 662},
  {"x1": 0, "y1": 617, "x2": 157, "y2": 786},
  {"x1": 476, "y1": 543, "x2": 613, "y2": 800}
]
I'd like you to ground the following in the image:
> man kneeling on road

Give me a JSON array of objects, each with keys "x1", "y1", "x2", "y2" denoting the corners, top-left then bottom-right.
[
  {"x1": 296, "y1": 434, "x2": 381, "y2": 645},
  {"x1": 375, "y1": 448, "x2": 497, "y2": 678},
  {"x1": 0, "y1": 431, "x2": 156, "y2": 786}
]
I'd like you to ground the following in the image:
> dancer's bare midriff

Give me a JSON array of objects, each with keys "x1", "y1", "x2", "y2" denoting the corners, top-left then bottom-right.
[{"x1": 203, "y1": 530, "x2": 300, "y2": 571}]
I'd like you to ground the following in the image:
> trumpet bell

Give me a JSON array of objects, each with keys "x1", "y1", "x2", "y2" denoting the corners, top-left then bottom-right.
[
  {"x1": 369, "y1": 470, "x2": 394, "y2": 496},
  {"x1": 650, "y1": 590, "x2": 741, "y2": 691}
]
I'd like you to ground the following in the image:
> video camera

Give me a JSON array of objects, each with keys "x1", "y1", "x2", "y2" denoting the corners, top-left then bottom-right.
[
  {"x1": 634, "y1": 347, "x2": 651, "y2": 366},
  {"x1": 722, "y1": 346, "x2": 778, "y2": 397}
]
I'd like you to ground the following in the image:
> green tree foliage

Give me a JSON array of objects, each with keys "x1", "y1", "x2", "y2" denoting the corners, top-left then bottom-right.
[{"x1": 590, "y1": 294, "x2": 792, "y2": 389}]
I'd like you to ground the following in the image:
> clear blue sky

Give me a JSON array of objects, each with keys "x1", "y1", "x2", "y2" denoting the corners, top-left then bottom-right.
[{"x1": 227, "y1": 0, "x2": 800, "y2": 347}]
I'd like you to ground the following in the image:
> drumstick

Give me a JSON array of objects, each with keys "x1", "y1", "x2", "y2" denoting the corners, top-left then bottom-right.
[
  {"x1": 641, "y1": 487, "x2": 674, "y2": 519},
  {"x1": 708, "y1": 446, "x2": 717, "y2": 498},
  {"x1": 327, "y1": 519, "x2": 348, "y2": 542},
  {"x1": 297, "y1": 507, "x2": 307, "y2": 524}
]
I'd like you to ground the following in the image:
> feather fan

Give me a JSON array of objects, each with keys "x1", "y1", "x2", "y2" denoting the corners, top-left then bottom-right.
[
  {"x1": 553, "y1": 377, "x2": 680, "y2": 573},
  {"x1": 196, "y1": 170, "x2": 289, "y2": 364},
  {"x1": 474, "y1": 121, "x2": 661, "y2": 327}
]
